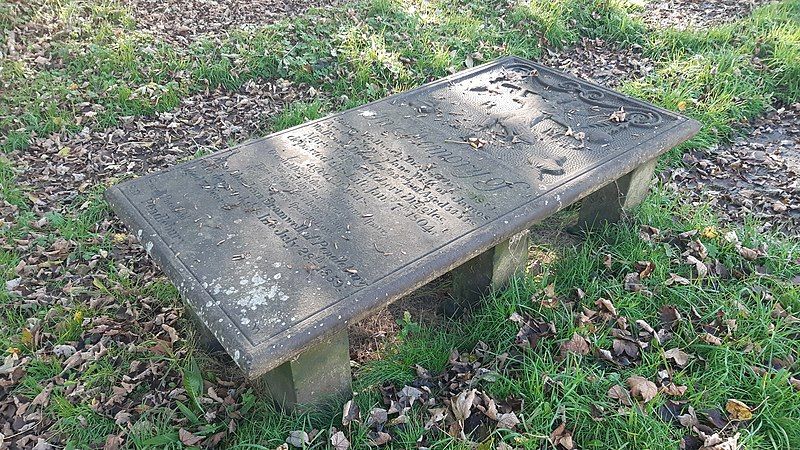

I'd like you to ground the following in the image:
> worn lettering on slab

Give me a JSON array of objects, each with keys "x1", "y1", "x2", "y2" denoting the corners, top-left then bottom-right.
[{"x1": 106, "y1": 57, "x2": 697, "y2": 376}]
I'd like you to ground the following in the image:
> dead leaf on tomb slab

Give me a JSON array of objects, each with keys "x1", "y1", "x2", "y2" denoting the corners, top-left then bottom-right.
[
  {"x1": 549, "y1": 423, "x2": 575, "y2": 450},
  {"x1": 331, "y1": 430, "x2": 350, "y2": 450},
  {"x1": 725, "y1": 399, "x2": 753, "y2": 421},
  {"x1": 560, "y1": 333, "x2": 590, "y2": 357},
  {"x1": 627, "y1": 375, "x2": 658, "y2": 403},
  {"x1": 609, "y1": 107, "x2": 627, "y2": 122},
  {"x1": 179, "y1": 428, "x2": 203, "y2": 446}
]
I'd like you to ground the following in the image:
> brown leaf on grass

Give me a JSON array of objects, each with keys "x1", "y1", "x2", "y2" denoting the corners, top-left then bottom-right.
[
  {"x1": 686, "y1": 255, "x2": 708, "y2": 278},
  {"x1": 665, "y1": 273, "x2": 691, "y2": 286},
  {"x1": 114, "y1": 410, "x2": 132, "y2": 427},
  {"x1": 331, "y1": 430, "x2": 350, "y2": 450},
  {"x1": 595, "y1": 298, "x2": 617, "y2": 318},
  {"x1": 368, "y1": 431, "x2": 391, "y2": 446},
  {"x1": 103, "y1": 434, "x2": 123, "y2": 450},
  {"x1": 549, "y1": 423, "x2": 575, "y2": 450},
  {"x1": 496, "y1": 411, "x2": 520, "y2": 430},
  {"x1": 161, "y1": 324, "x2": 179, "y2": 343},
  {"x1": 697, "y1": 431, "x2": 740, "y2": 450},
  {"x1": 635, "y1": 261, "x2": 656, "y2": 279},
  {"x1": 512, "y1": 314, "x2": 556, "y2": 348},
  {"x1": 179, "y1": 428, "x2": 203, "y2": 446},
  {"x1": 771, "y1": 303, "x2": 800, "y2": 323},
  {"x1": 367, "y1": 408, "x2": 388, "y2": 427},
  {"x1": 560, "y1": 333, "x2": 590, "y2": 357},
  {"x1": 700, "y1": 333, "x2": 723, "y2": 346},
  {"x1": 31, "y1": 382, "x2": 54, "y2": 409},
  {"x1": 342, "y1": 399, "x2": 360, "y2": 426},
  {"x1": 452, "y1": 389, "x2": 476, "y2": 422},
  {"x1": 627, "y1": 376, "x2": 658, "y2": 403},
  {"x1": 660, "y1": 306, "x2": 682, "y2": 331},
  {"x1": 536, "y1": 283, "x2": 559, "y2": 308},
  {"x1": 608, "y1": 385, "x2": 632, "y2": 406},
  {"x1": 677, "y1": 406, "x2": 699, "y2": 428},
  {"x1": 660, "y1": 383, "x2": 688, "y2": 397},
  {"x1": 624, "y1": 272, "x2": 644, "y2": 292},
  {"x1": 737, "y1": 246, "x2": 760, "y2": 261},
  {"x1": 603, "y1": 253, "x2": 613, "y2": 269},
  {"x1": 725, "y1": 399, "x2": 753, "y2": 421},
  {"x1": 286, "y1": 430, "x2": 310, "y2": 448},
  {"x1": 664, "y1": 348, "x2": 691, "y2": 368}
]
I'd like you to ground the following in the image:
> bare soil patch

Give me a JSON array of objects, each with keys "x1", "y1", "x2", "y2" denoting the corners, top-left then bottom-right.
[
  {"x1": 120, "y1": 0, "x2": 344, "y2": 46},
  {"x1": 639, "y1": 0, "x2": 774, "y2": 30},
  {"x1": 14, "y1": 79, "x2": 313, "y2": 215},
  {"x1": 663, "y1": 103, "x2": 800, "y2": 234},
  {"x1": 540, "y1": 37, "x2": 654, "y2": 88}
]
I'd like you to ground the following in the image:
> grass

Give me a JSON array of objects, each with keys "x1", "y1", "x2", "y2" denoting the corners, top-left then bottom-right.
[{"x1": 1, "y1": 0, "x2": 799, "y2": 448}]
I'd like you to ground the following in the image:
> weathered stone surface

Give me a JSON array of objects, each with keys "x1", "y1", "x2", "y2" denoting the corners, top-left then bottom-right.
[
  {"x1": 448, "y1": 231, "x2": 530, "y2": 316},
  {"x1": 578, "y1": 157, "x2": 659, "y2": 227},
  {"x1": 106, "y1": 56, "x2": 700, "y2": 378}
]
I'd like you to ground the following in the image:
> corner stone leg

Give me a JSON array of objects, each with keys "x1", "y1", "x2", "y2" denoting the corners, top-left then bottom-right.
[
  {"x1": 256, "y1": 329, "x2": 352, "y2": 411},
  {"x1": 578, "y1": 158, "x2": 657, "y2": 229},
  {"x1": 446, "y1": 231, "x2": 530, "y2": 316}
]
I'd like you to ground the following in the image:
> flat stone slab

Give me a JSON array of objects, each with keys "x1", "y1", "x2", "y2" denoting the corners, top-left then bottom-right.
[{"x1": 106, "y1": 56, "x2": 700, "y2": 377}]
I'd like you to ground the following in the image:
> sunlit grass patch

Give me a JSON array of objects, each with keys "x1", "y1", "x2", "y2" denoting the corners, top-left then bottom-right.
[{"x1": 622, "y1": 0, "x2": 800, "y2": 157}]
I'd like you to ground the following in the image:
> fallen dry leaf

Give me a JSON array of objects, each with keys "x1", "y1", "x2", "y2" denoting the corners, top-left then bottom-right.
[
  {"x1": 179, "y1": 428, "x2": 203, "y2": 446},
  {"x1": 549, "y1": 423, "x2": 575, "y2": 450},
  {"x1": 608, "y1": 384, "x2": 632, "y2": 406},
  {"x1": 725, "y1": 399, "x2": 753, "y2": 421},
  {"x1": 627, "y1": 375, "x2": 658, "y2": 403},
  {"x1": 664, "y1": 348, "x2": 691, "y2": 368},
  {"x1": 331, "y1": 430, "x2": 350, "y2": 450},
  {"x1": 286, "y1": 430, "x2": 310, "y2": 448},
  {"x1": 560, "y1": 333, "x2": 590, "y2": 357}
]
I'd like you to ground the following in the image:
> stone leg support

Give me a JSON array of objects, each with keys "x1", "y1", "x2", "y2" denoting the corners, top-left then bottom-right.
[
  {"x1": 578, "y1": 158, "x2": 657, "y2": 229},
  {"x1": 256, "y1": 329, "x2": 352, "y2": 411},
  {"x1": 446, "y1": 231, "x2": 530, "y2": 316}
]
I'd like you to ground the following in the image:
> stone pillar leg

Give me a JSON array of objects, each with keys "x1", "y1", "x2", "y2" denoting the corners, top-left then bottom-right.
[
  {"x1": 578, "y1": 158, "x2": 657, "y2": 229},
  {"x1": 446, "y1": 231, "x2": 530, "y2": 316},
  {"x1": 256, "y1": 329, "x2": 352, "y2": 411}
]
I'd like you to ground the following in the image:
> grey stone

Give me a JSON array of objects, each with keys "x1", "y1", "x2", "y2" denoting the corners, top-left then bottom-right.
[
  {"x1": 447, "y1": 231, "x2": 530, "y2": 316},
  {"x1": 255, "y1": 328, "x2": 351, "y2": 408},
  {"x1": 106, "y1": 57, "x2": 700, "y2": 391},
  {"x1": 578, "y1": 157, "x2": 658, "y2": 228}
]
